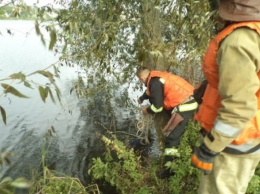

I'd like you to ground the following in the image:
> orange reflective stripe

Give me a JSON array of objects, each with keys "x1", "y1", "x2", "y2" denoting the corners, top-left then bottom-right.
[
  {"x1": 192, "y1": 154, "x2": 213, "y2": 171},
  {"x1": 232, "y1": 110, "x2": 260, "y2": 145}
]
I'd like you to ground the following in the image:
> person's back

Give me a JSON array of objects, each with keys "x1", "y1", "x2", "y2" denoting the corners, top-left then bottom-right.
[{"x1": 146, "y1": 70, "x2": 194, "y2": 110}]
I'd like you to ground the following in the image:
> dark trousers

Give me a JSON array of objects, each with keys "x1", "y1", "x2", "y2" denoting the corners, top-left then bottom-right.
[{"x1": 164, "y1": 109, "x2": 196, "y2": 162}]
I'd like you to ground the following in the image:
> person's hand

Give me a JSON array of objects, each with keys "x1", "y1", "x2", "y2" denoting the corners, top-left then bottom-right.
[
  {"x1": 142, "y1": 108, "x2": 149, "y2": 114},
  {"x1": 137, "y1": 97, "x2": 143, "y2": 104},
  {"x1": 191, "y1": 143, "x2": 219, "y2": 175}
]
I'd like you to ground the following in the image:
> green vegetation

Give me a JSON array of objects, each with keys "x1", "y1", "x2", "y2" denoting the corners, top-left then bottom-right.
[
  {"x1": 89, "y1": 121, "x2": 202, "y2": 194},
  {"x1": 0, "y1": 121, "x2": 259, "y2": 193},
  {"x1": 0, "y1": 4, "x2": 37, "y2": 20},
  {"x1": 31, "y1": 168, "x2": 98, "y2": 194},
  {"x1": 0, "y1": 151, "x2": 31, "y2": 193},
  {"x1": 89, "y1": 122, "x2": 260, "y2": 194}
]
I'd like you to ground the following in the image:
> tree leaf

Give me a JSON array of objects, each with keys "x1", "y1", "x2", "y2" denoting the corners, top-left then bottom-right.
[
  {"x1": 47, "y1": 87, "x2": 56, "y2": 104},
  {"x1": 0, "y1": 106, "x2": 7, "y2": 125},
  {"x1": 1, "y1": 83, "x2": 29, "y2": 98},
  {"x1": 40, "y1": 34, "x2": 46, "y2": 46},
  {"x1": 9, "y1": 72, "x2": 26, "y2": 81},
  {"x1": 53, "y1": 65, "x2": 60, "y2": 77},
  {"x1": 36, "y1": 70, "x2": 54, "y2": 78},
  {"x1": 23, "y1": 81, "x2": 33, "y2": 89},
  {"x1": 38, "y1": 86, "x2": 48, "y2": 103},
  {"x1": 35, "y1": 21, "x2": 41, "y2": 36},
  {"x1": 10, "y1": 178, "x2": 30, "y2": 189},
  {"x1": 49, "y1": 29, "x2": 57, "y2": 50},
  {"x1": 55, "y1": 88, "x2": 61, "y2": 103},
  {"x1": 35, "y1": 70, "x2": 55, "y2": 82}
]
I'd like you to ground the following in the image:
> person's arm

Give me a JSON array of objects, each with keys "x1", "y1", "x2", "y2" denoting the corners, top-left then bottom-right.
[
  {"x1": 146, "y1": 77, "x2": 164, "y2": 114},
  {"x1": 138, "y1": 91, "x2": 149, "y2": 104}
]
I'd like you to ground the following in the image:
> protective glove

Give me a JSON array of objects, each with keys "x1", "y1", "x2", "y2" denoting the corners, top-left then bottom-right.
[{"x1": 192, "y1": 143, "x2": 219, "y2": 175}]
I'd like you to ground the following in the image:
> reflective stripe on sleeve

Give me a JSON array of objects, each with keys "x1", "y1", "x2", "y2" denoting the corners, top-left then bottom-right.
[
  {"x1": 214, "y1": 120, "x2": 241, "y2": 137},
  {"x1": 178, "y1": 101, "x2": 198, "y2": 112},
  {"x1": 150, "y1": 104, "x2": 163, "y2": 113},
  {"x1": 192, "y1": 154, "x2": 213, "y2": 171}
]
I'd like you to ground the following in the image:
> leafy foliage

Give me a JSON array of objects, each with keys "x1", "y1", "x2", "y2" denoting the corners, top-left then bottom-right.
[
  {"x1": 28, "y1": 131, "x2": 101, "y2": 194},
  {"x1": 30, "y1": 168, "x2": 97, "y2": 194},
  {"x1": 89, "y1": 121, "x2": 260, "y2": 194},
  {"x1": 0, "y1": 177, "x2": 30, "y2": 194},
  {"x1": 1, "y1": 83, "x2": 29, "y2": 98},
  {"x1": 0, "y1": 66, "x2": 62, "y2": 124},
  {"x1": 247, "y1": 164, "x2": 260, "y2": 194},
  {"x1": 0, "y1": 106, "x2": 7, "y2": 125},
  {"x1": 165, "y1": 121, "x2": 201, "y2": 194},
  {"x1": 89, "y1": 122, "x2": 201, "y2": 194},
  {"x1": 0, "y1": 151, "x2": 31, "y2": 194},
  {"x1": 31, "y1": 0, "x2": 219, "y2": 85},
  {"x1": 0, "y1": 0, "x2": 218, "y2": 122},
  {"x1": 0, "y1": 3, "x2": 36, "y2": 20},
  {"x1": 89, "y1": 133, "x2": 161, "y2": 194}
]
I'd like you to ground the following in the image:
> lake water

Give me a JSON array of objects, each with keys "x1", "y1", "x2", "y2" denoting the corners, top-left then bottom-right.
[
  {"x1": 0, "y1": 20, "x2": 97, "y2": 187},
  {"x1": 0, "y1": 20, "x2": 159, "y2": 194},
  {"x1": 0, "y1": 20, "x2": 84, "y2": 149},
  {"x1": 0, "y1": 20, "x2": 148, "y2": 190}
]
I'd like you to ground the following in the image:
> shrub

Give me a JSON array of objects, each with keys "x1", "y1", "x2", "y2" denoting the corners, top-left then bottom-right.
[
  {"x1": 89, "y1": 122, "x2": 202, "y2": 194},
  {"x1": 30, "y1": 167, "x2": 97, "y2": 194}
]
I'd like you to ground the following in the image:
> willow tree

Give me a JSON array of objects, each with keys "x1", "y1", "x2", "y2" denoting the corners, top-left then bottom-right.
[
  {"x1": 34, "y1": 0, "x2": 217, "y2": 83},
  {"x1": 139, "y1": 0, "x2": 219, "y2": 81},
  {"x1": 27, "y1": 0, "x2": 219, "y2": 135},
  {"x1": 0, "y1": 0, "x2": 218, "y2": 128},
  {"x1": 0, "y1": 0, "x2": 218, "y2": 127}
]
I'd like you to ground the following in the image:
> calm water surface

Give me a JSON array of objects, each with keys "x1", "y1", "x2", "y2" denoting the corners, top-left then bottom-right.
[
  {"x1": 0, "y1": 20, "x2": 156, "y2": 194},
  {"x1": 0, "y1": 20, "x2": 82, "y2": 147}
]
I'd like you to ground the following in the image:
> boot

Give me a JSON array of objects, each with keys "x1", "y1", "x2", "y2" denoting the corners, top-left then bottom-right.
[
  {"x1": 157, "y1": 168, "x2": 175, "y2": 179},
  {"x1": 157, "y1": 156, "x2": 175, "y2": 179}
]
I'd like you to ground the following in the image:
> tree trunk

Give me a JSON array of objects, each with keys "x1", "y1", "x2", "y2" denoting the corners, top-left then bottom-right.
[
  {"x1": 138, "y1": 0, "x2": 168, "y2": 71},
  {"x1": 137, "y1": 0, "x2": 171, "y2": 139}
]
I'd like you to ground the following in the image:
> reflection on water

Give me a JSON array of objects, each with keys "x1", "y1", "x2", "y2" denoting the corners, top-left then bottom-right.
[
  {"x1": 0, "y1": 20, "x2": 82, "y2": 148},
  {"x1": 0, "y1": 20, "x2": 154, "y2": 194},
  {"x1": 0, "y1": 20, "x2": 91, "y2": 185}
]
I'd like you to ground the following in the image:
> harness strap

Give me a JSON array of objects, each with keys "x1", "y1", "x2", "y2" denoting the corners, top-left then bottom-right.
[{"x1": 223, "y1": 143, "x2": 260, "y2": 155}]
